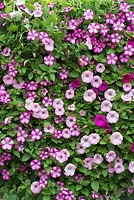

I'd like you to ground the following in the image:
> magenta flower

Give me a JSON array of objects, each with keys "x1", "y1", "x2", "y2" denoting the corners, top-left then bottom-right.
[
  {"x1": 30, "y1": 159, "x2": 41, "y2": 170},
  {"x1": 83, "y1": 9, "x2": 94, "y2": 20},
  {"x1": 27, "y1": 30, "x2": 38, "y2": 40},
  {"x1": 106, "y1": 53, "x2": 118, "y2": 65},
  {"x1": 122, "y1": 73, "x2": 131, "y2": 83},
  {"x1": 131, "y1": 142, "x2": 134, "y2": 153},
  {"x1": 50, "y1": 166, "x2": 61, "y2": 178},
  {"x1": 94, "y1": 114, "x2": 106, "y2": 127},
  {"x1": 99, "y1": 81, "x2": 108, "y2": 91},
  {"x1": 87, "y1": 23, "x2": 100, "y2": 34},
  {"x1": 70, "y1": 79, "x2": 81, "y2": 89},
  {"x1": 1, "y1": 137, "x2": 14, "y2": 150},
  {"x1": 0, "y1": 2, "x2": 4, "y2": 9},
  {"x1": 78, "y1": 55, "x2": 89, "y2": 67},
  {"x1": 128, "y1": 37, "x2": 134, "y2": 48},
  {"x1": 43, "y1": 55, "x2": 55, "y2": 66}
]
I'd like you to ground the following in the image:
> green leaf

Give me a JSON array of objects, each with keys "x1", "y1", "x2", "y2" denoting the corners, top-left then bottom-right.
[
  {"x1": 76, "y1": 185, "x2": 82, "y2": 191},
  {"x1": 91, "y1": 180, "x2": 99, "y2": 192},
  {"x1": 69, "y1": 71, "x2": 79, "y2": 78},
  {"x1": 25, "y1": 3, "x2": 35, "y2": 11},
  {"x1": 39, "y1": 64, "x2": 48, "y2": 71},
  {"x1": 22, "y1": 153, "x2": 31, "y2": 162},
  {"x1": 43, "y1": 196, "x2": 50, "y2": 200},
  {"x1": 9, "y1": 25, "x2": 18, "y2": 32},
  {"x1": 13, "y1": 150, "x2": 20, "y2": 158},
  {"x1": 50, "y1": 73, "x2": 55, "y2": 82},
  {"x1": 28, "y1": 72, "x2": 34, "y2": 80}
]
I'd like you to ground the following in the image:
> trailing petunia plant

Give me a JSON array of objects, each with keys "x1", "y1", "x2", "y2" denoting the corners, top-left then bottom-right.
[{"x1": 0, "y1": 0, "x2": 134, "y2": 199}]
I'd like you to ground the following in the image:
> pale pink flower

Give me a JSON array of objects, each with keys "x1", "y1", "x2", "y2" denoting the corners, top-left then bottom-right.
[
  {"x1": 88, "y1": 133, "x2": 100, "y2": 145},
  {"x1": 96, "y1": 63, "x2": 105, "y2": 73},
  {"x1": 30, "y1": 181, "x2": 42, "y2": 194},
  {"x1": 66, "y1": 116, "x2": 76, "y2": 128},
  {"x1": 31, "y1": 103, "x2": 41, "y2": 113},
  {"x1": 1, "y1": 47, "x2": 11, "y2": 57},
  {"x1": 76, "y1": 143, "x2": 86, "y2": 154},
  {"x1": 81, "y1": 71, "x2": 93, "y2": 83},
  {"x1": 91, "y1": 76, "x2": 102, "y2": 88},
  {"x1": 56, "y1": 151, "x2": 67, "y2": 163},
  {"x1": 110, "y1": 132, "x2": 123, "y2": 145},
  {"x1": 79, "y1": 110, "x2": 86, "y2": 116},
  {"x1": 83, "y1": 89, "x2": 96, "y2": 102},
  {"x1": 80, "y1": 135, "x2": 91, "y2": 148},
  {"x1": 107, "y1": 111, "x2": 119, "y2": 123},
  {"x1": 33, "y1": 9, "x2": 43, "y2": 18},
  {"x1": 62, "y1": 149, "x2": 70, "y2": 158},
  {"x1": 55, "y1": 107, "x2": 65, "y2": 116},
  {"x1": 62, "y1": 128, "x2": 71, "y2": 139},
  {"x1": 123, "y1": 83, "x2": 132, "y2": 92},
  {"x1": 85, "y1": 38, "x2": 93, "y2": 50},
  {"x1": 108, "y1": 163, "x2": 115, "y2": 173},
  {"x1": 101, "y1": 100, "x2": 112, "y2": 112},
  {"x1": 53, "y1": 98, "x2": 64, "y2": 109},
  {"x1": 121, "y1": 93, "x2": 132, "y2": 102},
  {"x1": 105, "y1": 151, "x2": 116, "y2": 162},
  {"x1": 65, "y1": 89, "x2": 74, "y2": 99},
  {"x1": 39, "y1": 108, "x2": 49, "y2": 119},
  {"x1": 129, "y1": 161, "x2": 134, "y2": 173},
  {"x1": 64, "y1": 163, "x2": 76, "y2": 176},
  {"x1": 68, "y1": 103, "x2": 75, "y2": 111},
  {"x1": 44, "y1": 39, "x2": 54, "y2": 51},
  {"x1": 1, "y1": 47, "x2": 11, "y2": 56},
  {"x1": 84, "y1": 157, "x2": 94, "y2": 170},
  {"x1": 104, "y1": 89, "x2": 116, "y2": 101},
  {"x1": 44, "y1": 124, "x2": 54, "y2": 133},
  {"x1": 3, "y1": 75, "x2": 13, "y2": 85},
  {"x1": 114, "y1": 163, "x2": 125, "y2": 173},
  {"x1": 93, "y1": 154, "x2": 103, "y2": 164}
]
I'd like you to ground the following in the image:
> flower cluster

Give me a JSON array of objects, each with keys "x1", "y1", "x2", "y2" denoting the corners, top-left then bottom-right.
[{"x1": 0, "y1": 0, "x2": 134, "y2": 199}]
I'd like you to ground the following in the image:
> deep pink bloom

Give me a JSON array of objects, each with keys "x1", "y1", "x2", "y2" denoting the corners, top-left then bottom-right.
[
  {"x1": 102, "y1": 123, "x2": 112, "y2": 134},
  {"x1": 70, "y1": 79, "x2": 81, "y2": 89},
  {"x1": 99, "y1": 81, "x2": 108, "y2": 91},
  {"x1": 122, "y1": 74, "x2": 131, "y2": 83},
  {"x1": 128, "y1": 38, "x2": 134, "y2": 48},
  {"x1": 131, "y1": 142, "x2": 134, "y2": 153},
  {"x1": 94, "y1": 114, "x2": 106, "y2": 127}
]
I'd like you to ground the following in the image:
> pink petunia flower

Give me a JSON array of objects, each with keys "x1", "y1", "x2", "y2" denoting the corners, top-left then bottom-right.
[
  {"x1": 30, "y1": 159, "x2": 41, "y2": 170},
  {"x1": 30, "y1": 181, "x2": 42, "y2": 194},
  {"x1": 94, "y1": 114, "x2": 106, "y2": 127},
  {"x1": 44, "y1": 55, "x2": 55, "y2": 66},
  {"x1": 3, "y1": 75, "x2": 13, "y2": 85},
  {"x1": 44, "y1": 39, "x2": 54, "y2": 51},
  {"x1": 107, "y1": 111, "x2": 119, "y2": 123},
  {"x1": 83, "y1": 89, "x2": 96, "y2": 102},
  {"x1": 88, "y1": 133, "x2": 100, "y2": 145},
  {"x1": 106, "y1": 53, "x2": 118, "y2": 65},
  {"x1": 64, "y1": 163, "x2": 76, "y2": 176},
  {"x1": 27, "y1": 30, "x2": 38, "y2": 40},
  {"x1": 50, "y1": 166, "x2": 61, "y2": 178},
  {"x1": 110, "y1": 132, "x2": 123, "y2": 145},
  {"x1": 101, "y1": 100, "x2": 112, "y2": 112},
  {"x1": 96, "y1": 63, "x2": 105, "y2": 73},
  {"x1": 129, "y1": 161, "x2": 134, "y2": 173},
  {"x1": 105, "y1": 150, "x2": 116, "y2": 162},
  {"x1": 91, "y1": 76, "x2": 102, "y2": 88},
  {"x1": 1, "y1": 137, "x2": 14, "y2": 150},
  {"x1": 83, "y1": 9, "x2": 94, "y2": 20}
]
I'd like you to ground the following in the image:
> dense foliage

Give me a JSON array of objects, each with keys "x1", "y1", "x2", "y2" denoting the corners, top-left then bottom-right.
[{"x1": 0, "y1": 0, "x2": 134, "y2": 199}]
